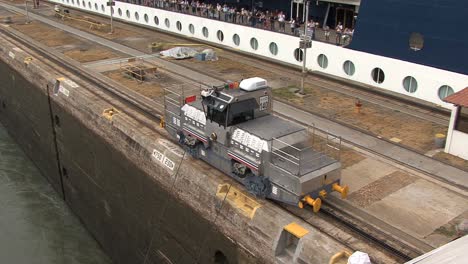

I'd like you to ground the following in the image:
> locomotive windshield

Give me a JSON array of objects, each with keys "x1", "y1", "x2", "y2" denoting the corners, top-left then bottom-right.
[
  {"x1": 203, "y1": 96, "x2": 258, "y2": 127},
  {"x1": 228, "y1": 99, "x2": 257, "y2": 126},
  {"x1": 204, "y1": 97, "x2": 227, "y2": 125}
]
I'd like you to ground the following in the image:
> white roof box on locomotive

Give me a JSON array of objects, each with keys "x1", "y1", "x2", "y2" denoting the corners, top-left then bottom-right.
[{"x1": 239, "y1": 77, "x2": 268, "y2": 92}]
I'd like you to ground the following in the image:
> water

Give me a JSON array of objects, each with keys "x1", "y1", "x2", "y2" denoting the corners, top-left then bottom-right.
[{"x1": 0, "y1": 123, "x2": 111, "y2": 264}]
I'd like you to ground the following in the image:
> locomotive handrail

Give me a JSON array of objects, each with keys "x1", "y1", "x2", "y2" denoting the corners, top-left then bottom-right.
[
  {"x1": 165, "y1": 109, "x2": 181, "y2": 118},
  {"x1": 272, "y1": 145, "x2": 300, "y2": 161},
  {"x1": 271, "y1": 126, "x2": 343, "y2": 176},
  {"x1": 271, "y1": 149, "x2": 300, "y2": 166}
]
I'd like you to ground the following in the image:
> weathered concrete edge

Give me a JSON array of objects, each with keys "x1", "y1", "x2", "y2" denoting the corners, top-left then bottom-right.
[{"x1": 0, "y1": 35, "x2": 349, "y2": 263}]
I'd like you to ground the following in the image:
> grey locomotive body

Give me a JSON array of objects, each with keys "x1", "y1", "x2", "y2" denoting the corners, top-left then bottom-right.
[{"x1": 164, "y1": 77, "x2": 348, "y2": 211}]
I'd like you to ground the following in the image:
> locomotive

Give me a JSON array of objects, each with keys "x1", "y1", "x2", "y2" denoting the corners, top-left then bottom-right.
[{"x1": 163, "y1": 77, "x2": 348, "y2": 212}]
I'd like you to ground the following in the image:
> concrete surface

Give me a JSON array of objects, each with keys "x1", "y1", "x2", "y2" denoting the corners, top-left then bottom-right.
[
  {"x1": 341, "y1": 158, "x2": 398, "y2": 193},
  {"x1": 367, "y1": 180, "x2": 468, "y2": 239}
]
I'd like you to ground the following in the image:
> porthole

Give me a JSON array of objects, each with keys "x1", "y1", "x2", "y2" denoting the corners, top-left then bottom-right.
[
  {"x1": 217, "y1": 30, "x2": 224, "y2": 42},
  {"x1": 250, "y1": 38, "x2": 258, "y2": 50},
  {"x1": 71, "y1": 0, "x2": 74, "y2": 5},
  {"x1": 294, "y1": 48, "x2": 303, "y2": 62},
  {"x1": 438, "y1": 85, "x2": 454, "y2": 100},
  {"x1": 118, "y1": 8, "x2": 122, "y2": 17},
  {"x1": 165, "y1": 18, "x2": 170, "y2": 28},
  {"x1": 126, "y1": 10, "x2": 130, "y2": 19},
  {"x1": 144, "y1": 14, "x2": 149, "y2": 23},
  {"x1": 135, "y1": 12, "x2": 139, "y2": 21},
  {"x1": 202, "y1": 27, "x2": 208, "y2": 38},
  {"x1": 269, "y1": 42, "x2": 278, "y2": 56},
  {"x1": 67, "y1": 0, "x2": 70, "y2": 4},
  {"x1": 371, "y1": 68, "x2": 385, "y2": 84},
  {"x1": 232, "y1": 34, "x2": 240, "y2": 46},
  {"x1": 409, "y1": 32, "x2": 424, "y2": 51},
  {"x1": 343, "y1": 60, "x2": 355, "y2": 76},
  {"x1": 176, "y1": 21, "x2": 182, "y2": 31},
  {"x1": 403, "y1": 76, "x2": 418, "y2": 93},
  {"x1": 82, "y1": 0, "x2": 85, "y2": 7},
  {"x1": 154, "y1": 16, "x2": 159, "y2": 25},
  {"x1": 94, "y1": 3, "x2": 98, "y2": 11},
  {"x1": 317, "y1": 54, "x2": 328, "y2": 69},
  {"x1": 88, "y1": 2, "x2": 91, "y2": 9},
  {"x1": 189, "y1": 24, "x2": 195, "y2": 34},
  {"x1": 101, "y1": 4, "x2": 105, "y2": 12}
]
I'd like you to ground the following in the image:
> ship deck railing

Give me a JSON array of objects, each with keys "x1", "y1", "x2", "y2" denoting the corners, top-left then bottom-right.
[{"x1": 116, "y1": 0, "x2": 354, "y2": 46}]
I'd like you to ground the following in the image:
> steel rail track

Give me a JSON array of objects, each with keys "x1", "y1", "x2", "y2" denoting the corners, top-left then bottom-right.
[
  {"x1": 0, "y1": 24, "x2": 432, "y2": 263},
  {"x1": 320, "y1": 201, "x2": 421, "y2": 261}
]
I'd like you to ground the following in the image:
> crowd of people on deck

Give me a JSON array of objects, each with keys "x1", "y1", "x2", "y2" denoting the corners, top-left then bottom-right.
[{"x1": 117, "y1": 0, "x2": 354, "y2": 45}]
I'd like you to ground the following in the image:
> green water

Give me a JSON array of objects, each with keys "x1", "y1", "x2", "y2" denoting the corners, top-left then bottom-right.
[{"x1": 0, "y1": 123, "x2": 111, "y2": 264}]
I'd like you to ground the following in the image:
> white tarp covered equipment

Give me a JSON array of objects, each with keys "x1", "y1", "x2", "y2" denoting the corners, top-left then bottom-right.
[
  {"x1": 201, "y1": 49, "x2": 218, "y2": 61},
  {"x1": 160, "y1": 47, "x2": 198, "y2": 59},
  {"x1": 348, "y1": 251, "x2": 372, "y2": 264}
]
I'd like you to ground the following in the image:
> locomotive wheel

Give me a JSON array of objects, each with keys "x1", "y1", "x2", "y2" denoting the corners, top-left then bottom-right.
[{"x1": 245, "y1": 175, "x2": 271, "y2": 198}]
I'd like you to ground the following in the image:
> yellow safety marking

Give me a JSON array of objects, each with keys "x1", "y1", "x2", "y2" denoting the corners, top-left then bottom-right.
[
  {"x1": 284, "y1": 222, "x2": 309, "y2": 238},
  {"x1": 216, "y1": 184, "x2": 261, "y2": 219},
  {"x1": 102, "y1": 107, "x2": 119, "y2": 121},
  {"x1": 23, "y1": 56, "x2": 33, "y2": 65}
]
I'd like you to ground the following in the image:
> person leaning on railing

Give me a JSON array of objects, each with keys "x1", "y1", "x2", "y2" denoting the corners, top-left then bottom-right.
[{"x1": 278, "y1": 11, "x2": 286, "y2": 32}]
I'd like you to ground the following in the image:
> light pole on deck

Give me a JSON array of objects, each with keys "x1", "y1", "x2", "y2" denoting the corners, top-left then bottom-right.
[
  {"x1": 107, "y1": 0, "x2": 115, "y2": 34},
  {"x1": 25, "y1": 0, "x2": 30, "y2": 24},
  {"x1": 299, "y1": 0, "x2": 310, "y2": 95}
]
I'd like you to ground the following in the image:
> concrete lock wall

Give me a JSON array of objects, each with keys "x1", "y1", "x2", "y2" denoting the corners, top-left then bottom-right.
[
  {"x1": 0, "y1": 35, "x2": 348, "y2": 263},
  {"x1": 0, "y1": 43, "x2": 64, "y2": 196},
  {"x1": 52, "y1": 0, "x2": 468, "y2": 109}
]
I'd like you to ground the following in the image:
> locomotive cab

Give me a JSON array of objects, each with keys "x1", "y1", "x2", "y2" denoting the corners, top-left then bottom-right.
[{"x1": 200, "y1": 77, "x2": 272, "y2": 128}]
